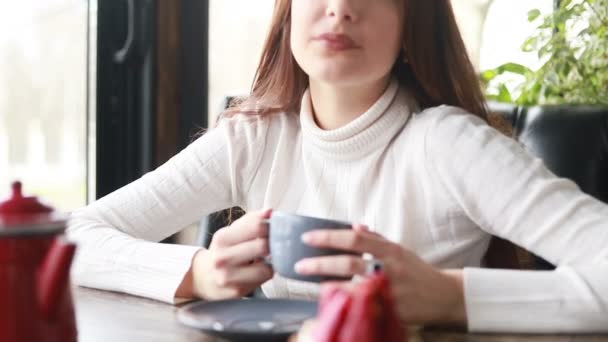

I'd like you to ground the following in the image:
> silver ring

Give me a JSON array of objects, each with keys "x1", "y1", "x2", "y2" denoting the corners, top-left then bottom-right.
[{"x1": 365, "y1": 258, "x2": 384, "y2": 275}]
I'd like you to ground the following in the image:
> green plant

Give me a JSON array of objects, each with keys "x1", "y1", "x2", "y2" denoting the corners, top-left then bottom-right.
[{"x1": 481, "y1": 0, "x2": 608, "y2": 105}]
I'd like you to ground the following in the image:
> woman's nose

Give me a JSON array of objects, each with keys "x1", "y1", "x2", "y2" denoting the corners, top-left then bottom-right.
[{"x1": 325, "y1": 0, "x2": 358, "y2": 22}]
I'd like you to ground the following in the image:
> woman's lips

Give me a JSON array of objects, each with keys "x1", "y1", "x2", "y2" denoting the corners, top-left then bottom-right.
[{"x1": 313, "y1": 33, "x2": 359, "y2": 51}]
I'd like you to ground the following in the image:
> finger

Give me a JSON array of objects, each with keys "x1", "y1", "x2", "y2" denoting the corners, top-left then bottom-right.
[
  {"x1": 214, "y1": 238, "x2": 269, "y2": 267},
  {"x1": 215, "y1": 262, "x2": 273, "y2": 287},
  {"x1": 213, "y1": 208, "x2": 272, "y2": 247},
  {"x1": 353, "y1": 224, "x2": 384, "y2": 238},
  {"x1": 294, "y1": 255, "x2": 367, "y2": 277},
  {"x1": 301, "y1": 229, "x2": 393, "y2": 258},
  {"x1": 353, "y1": 224, "x2": 370, "y2": 232}
]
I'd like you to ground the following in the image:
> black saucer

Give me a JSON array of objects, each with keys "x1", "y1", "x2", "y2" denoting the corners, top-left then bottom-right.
[{"x1": 177, "y1": 298, "x2": 318, "y2": 342}]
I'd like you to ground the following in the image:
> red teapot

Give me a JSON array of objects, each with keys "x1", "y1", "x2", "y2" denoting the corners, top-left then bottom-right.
[{"x1": 0, "y1": 181, "x2": 77, "y2": 342}]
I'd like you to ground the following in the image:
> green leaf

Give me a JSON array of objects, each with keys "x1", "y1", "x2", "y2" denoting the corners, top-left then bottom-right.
[
  {"x1": 522, "y1": 36, "x2": 538, "y2": 52},
  {"x1": 483, "y1": 0, "x2": 608, "y2": 106},
  {"x1": 496, "y1": 62, "x2": 532, "y2": 76},
  {"x1": 497, "y1": 84, "x2": 513, "y2": 103},
  {"x1": 528, "y1": 9, "x2": 542, "y2": 22},
  {"x1": 481, "y1": 69, "x2": 498, "y2": 82}
]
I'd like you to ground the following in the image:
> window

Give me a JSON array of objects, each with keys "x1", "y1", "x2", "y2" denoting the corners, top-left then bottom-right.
[
  {"x1": 208, "y1": 0, "x2": 275, "y2": 124},
  {"x1": 479, "y1": 0, "x2": 554, "y2": 71},
  {"x1": 453, "y1": 0, "x2": 555, "y2": 71},
  {"x1": 0, "y1": 0, "x2": 95, "y2": 211}
]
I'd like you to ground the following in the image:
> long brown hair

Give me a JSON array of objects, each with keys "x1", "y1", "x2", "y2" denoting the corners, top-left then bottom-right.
[{"x1": 227, "y1": 0, "x2": 488, "y2": 121}]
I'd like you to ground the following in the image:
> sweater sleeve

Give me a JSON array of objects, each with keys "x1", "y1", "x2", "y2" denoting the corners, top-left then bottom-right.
[
  {"x1": 67, "y1": 115, "x2": 269, "y2": 303},
  {"x1": 423, "y1": 106, "x2": 608, "y2": 333}
]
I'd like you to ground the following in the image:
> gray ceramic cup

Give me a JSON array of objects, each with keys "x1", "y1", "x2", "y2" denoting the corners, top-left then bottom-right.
[{"x1": 266, "y1": 211, "x2": 357, "y2": 283}]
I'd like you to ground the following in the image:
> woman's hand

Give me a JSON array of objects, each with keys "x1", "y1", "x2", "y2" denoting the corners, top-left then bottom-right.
[
  {"x1": 178, "y1": 209, "x2": 274, "y2": 300},
  {"x1": 293, "y1": 224, "x2": 467, "y2": 327}
]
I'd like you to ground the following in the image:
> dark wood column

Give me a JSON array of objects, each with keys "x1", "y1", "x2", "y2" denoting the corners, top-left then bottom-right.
[
  {"x1": 155, "y1": 0, "x2": 209, "y2": 166},
  {"x1": 156, "y1": 1, "x2": 181, "y2": 165}
]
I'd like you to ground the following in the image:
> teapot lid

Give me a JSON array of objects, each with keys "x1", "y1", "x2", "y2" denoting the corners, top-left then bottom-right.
[{"x1": 0, "y1": 181, "x2": 66, "y2": 237}]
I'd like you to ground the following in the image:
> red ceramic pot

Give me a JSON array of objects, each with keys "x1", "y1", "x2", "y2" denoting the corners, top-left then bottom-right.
[{"x1": 0, "y1": 181, "x2": 77, "y2": 342}]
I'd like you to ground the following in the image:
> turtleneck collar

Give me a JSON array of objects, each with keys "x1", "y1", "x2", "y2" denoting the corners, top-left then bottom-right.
[{"x1": 299, "y1": 78, "x2": 414, "y2": 160}]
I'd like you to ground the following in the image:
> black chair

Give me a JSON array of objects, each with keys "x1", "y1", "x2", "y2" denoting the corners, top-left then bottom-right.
[
  {"x1": 514, "y1": 105, "x2": 608, "y2": 204},
  {"x1": 198, "y1": 207, "x2": 244, "y2": 248},
  {"x1": 493, "y1": 104, "x2": 608, "y2": 269}
]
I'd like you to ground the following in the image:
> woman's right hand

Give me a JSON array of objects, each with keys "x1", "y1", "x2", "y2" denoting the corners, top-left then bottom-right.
[{"x1": 185, "y1": 209, "x2": 274, "y2": 300}]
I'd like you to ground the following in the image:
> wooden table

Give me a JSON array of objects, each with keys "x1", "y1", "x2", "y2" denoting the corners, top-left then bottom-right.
[{"x1": 74, "y1": 286, "x2": 608, "y2": 341}]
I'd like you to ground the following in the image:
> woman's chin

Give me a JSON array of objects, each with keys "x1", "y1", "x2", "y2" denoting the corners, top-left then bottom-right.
[
  {"x1": 305, "y1": 62, "x2": 387, "y2": 88},
  {"x1": 308, "y1": 70, "x2": 369, "y2": 87}
]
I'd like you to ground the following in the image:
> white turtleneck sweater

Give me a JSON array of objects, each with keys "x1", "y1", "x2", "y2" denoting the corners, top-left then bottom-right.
[{"x1": 67, "y1": 80, "x2": 608, "y2": 333}]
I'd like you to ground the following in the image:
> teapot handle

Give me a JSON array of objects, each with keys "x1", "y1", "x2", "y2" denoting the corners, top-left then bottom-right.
[{"x1": 38, "y1": 237, "x2": 76, "y2": 319}]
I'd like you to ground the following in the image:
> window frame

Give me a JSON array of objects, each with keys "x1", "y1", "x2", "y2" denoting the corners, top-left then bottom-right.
[{"x1": 95, "y1": 0, "x2": 209, "y2": 199}]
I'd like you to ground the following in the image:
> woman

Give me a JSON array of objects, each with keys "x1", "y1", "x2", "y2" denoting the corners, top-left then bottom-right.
[{"x1": 68, "y1": 0, "x2": 608, "y2": 333}]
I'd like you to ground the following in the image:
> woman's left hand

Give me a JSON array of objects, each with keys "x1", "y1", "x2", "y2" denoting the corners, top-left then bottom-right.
[{"x1": 294, "y1": 224, "x2": 468, "y2": 327}]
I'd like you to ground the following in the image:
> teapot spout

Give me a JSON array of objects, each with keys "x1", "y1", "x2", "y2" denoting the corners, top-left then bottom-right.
[{"x1": 38, "y1": 238, "x2": 76, "y2": 319}]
